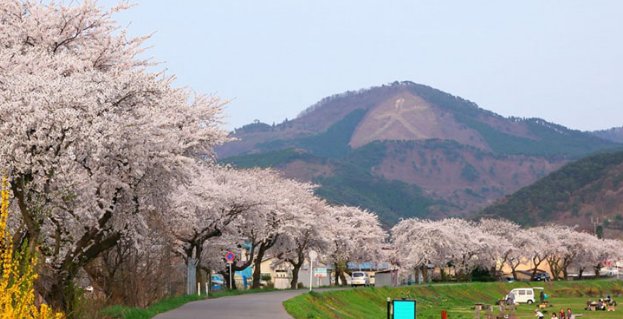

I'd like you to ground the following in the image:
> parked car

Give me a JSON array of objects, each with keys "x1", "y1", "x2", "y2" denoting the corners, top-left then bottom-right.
[
  {"x1": 350, "y1": 271, "x2": 370, "y2": 287},
  {"x1": 532, "y1": 273, "x2": 550, "y2": 281}
]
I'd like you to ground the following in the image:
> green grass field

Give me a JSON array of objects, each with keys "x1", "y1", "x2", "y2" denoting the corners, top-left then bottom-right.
[{"x1": 284, "y1": 280, "x2": 623, "y2": 319}]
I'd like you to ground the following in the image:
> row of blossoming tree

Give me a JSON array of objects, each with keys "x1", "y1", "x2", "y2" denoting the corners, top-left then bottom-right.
[
  {"x1": 392, "y1": 218, "x2": 623, "y2": 282},
  {"x1": 0, "y1": 0, "x2": 387, "y2": 315},
  {"x1": 3, "y1": 1, "x2": 623, "y2": 318}
]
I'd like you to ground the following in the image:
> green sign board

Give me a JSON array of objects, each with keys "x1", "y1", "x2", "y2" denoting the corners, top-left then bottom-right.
[{"x1": 393, "y1": 300, "x2": 416, "y2": 319}]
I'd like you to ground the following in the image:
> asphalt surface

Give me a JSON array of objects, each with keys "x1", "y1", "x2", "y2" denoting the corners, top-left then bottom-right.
[{"x1": 153, "y1": 289, "x2": 310, "y2": 319}]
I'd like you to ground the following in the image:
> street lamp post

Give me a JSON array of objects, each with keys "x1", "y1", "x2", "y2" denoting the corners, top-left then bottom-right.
[{"x1": 309, "y1": 250, "x2": 318, "y2": 292}]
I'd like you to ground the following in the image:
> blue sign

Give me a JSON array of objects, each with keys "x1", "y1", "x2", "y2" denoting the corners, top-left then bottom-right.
[
  {"x1": 225, "y1": 251, "x2": 235, "y2": 263},
  {"x1": 393, "y1": 300, "x2": 416, "y2": 319}
]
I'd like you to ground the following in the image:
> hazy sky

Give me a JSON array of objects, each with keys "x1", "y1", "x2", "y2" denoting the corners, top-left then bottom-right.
[{"x1": 102, "y1": 0, "x2": 623, "y2": 131}]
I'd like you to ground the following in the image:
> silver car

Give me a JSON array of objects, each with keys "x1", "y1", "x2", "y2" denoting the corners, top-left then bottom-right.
[{"x1": 350, "y1": 271, "x2": 370, "y2": 287}]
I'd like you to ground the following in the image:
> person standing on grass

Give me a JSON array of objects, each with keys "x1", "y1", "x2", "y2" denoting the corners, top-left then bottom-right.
[
  {"x1": 550, "y1": 313, "x2": 558, "y2": 319},
  {"x1": 535, "y1": 309, "x2": 544, "y2": 319},
  {"x1": 566, "y1": 308, "x2": 574, "y2": 319},
  {"x1": 559, "y1": 308, "x2": 566, "y2": 319}
]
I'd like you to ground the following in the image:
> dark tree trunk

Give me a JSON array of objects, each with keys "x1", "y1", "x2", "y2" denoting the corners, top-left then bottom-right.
[
  {"x1": 291, "y1": 264, "x2": 302, "y2": 289},
  {"x1": 288, "y1": 250, "x2": 305, "y2": 289},
  {"x1": 510, "y1": 261, "x2": 519, "y2": 281},
  {"x1": 252, "y1": 242, "x2": 269, "y2": 289},
  {"x1": 45, "y1": 230, "x2": 121, "y2": 317},
  {"x1": 229, "y1": 246, "x2": 256, "y2": 290},
  {"x1": 339, "y1": 269, "x2": 348, "y2": 287},
  {"x1": 45, "y1": 278, "x2": 72, "y2": 316},
  {"x1": 531, "y1": 256, "x2": 545, "y2": 279},
  {"x1": 251, "y1": 236, "x2": 279, "y2": 289}
]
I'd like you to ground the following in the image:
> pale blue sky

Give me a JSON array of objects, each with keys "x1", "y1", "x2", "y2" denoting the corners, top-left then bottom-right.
[{"x1": 102, "y1": 1, "x2": 623, "y2": 131}]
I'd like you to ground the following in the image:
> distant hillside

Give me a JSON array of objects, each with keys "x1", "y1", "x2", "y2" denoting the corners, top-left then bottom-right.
[
  {"x1": 481, "y1": 150, "x2": 623, "y2": 237},
  {"x1": 218, "y1": 81, "x2": 620, "y2": 224},
  {"x1": 220, "y1": 82, "x2": 615, "y2": 159},
  {"x1": 592, "y1": 126, "x2": 623, "y2": 143}
]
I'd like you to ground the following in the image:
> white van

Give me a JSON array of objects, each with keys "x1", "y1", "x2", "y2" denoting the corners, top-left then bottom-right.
[{"x1": 505, "y1": 287, "x2": 543, "y2": 304}]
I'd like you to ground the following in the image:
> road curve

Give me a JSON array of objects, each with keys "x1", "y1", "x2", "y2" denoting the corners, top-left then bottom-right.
[{"x1": 153, "y1": 289, "x2": 307, "y2": 319}]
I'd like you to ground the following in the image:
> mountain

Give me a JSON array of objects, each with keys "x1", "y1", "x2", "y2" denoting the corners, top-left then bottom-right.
[
  {"x1": 481, "y1": 150, "x2": 623, "y2": 238},
  {"x1": 592, "y1": 126, "x2": 623, "y2": 143},
  {"x1": 218, "y1": 81, "x2": 620, "y2": 225}
]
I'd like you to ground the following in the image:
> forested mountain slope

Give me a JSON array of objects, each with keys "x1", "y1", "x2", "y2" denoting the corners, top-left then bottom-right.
[
  {"x1": 219, "y1": 82, "x2": 620, "y2": 224},
  {"x1": 482, "y1": 150, "x2": 623, "y2": 237}
]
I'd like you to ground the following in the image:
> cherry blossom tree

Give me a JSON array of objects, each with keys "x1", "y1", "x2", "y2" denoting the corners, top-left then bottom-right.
[
  {"x1": 393, "y1": 218, "x2": 500, "y2": 282},
  {"x1": 533, "y1": 224, "x2": 591, "y2": 280},
  {"x1": 0, "y1": 0, "x2": 226, "y2": 310},
  {"x1": 477, "y1": 219, "x2": 520, "y2": 277},
  {"x1": 552, "y1": 230, "x2": 600, "y2": 280},
  {"x1": 528, "y1": 226, "x2": 562, "y2": 279},
  {"x1": 433, "y1": 218, "x2": 500, "y2": 278},
  {"x1": 392, "y1": 219, "x2": 441, "y2": 282},
  {"x1": 272, "y1": 198, "x2": 332, "y2": 289},
  {"x1": 186, "y1": 168, "x2": 320, "y2": 289},
  {"x1": 326, "y1": 205, "x2": 386, "y2": 286},
  {"x1": 592, "y1": 238, "x2": 623, "y2": 277},
  {"x1": 169, "y1": 165, "x2": 270, "y2": 291},
  {"x1": 242, "y1": 172, "x2": 318, "y2": 289}
]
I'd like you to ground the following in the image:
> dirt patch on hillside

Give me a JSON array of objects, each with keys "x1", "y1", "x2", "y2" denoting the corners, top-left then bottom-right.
[{"x1": 350, "y1": 91, "x2": 490, "y2": 150}]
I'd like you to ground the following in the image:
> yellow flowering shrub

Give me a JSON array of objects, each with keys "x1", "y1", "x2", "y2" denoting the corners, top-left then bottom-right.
[{"x1": 0, "y1": 176, "x2": 64, "y2": 319}]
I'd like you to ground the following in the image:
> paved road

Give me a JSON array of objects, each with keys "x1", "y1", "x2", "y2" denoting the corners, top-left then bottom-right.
[{"x1": 153, "y1": 289, "x2": 309, "y2": 319}]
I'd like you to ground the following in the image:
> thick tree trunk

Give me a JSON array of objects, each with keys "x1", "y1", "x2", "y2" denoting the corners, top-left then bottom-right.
[
  {"x1": 561, "y1": 258, "x2": 572, "y2": 280},
  {"x1": 252, "y1": 243, "x2": 268, "y2": 289},
  {"x1": 547, "y1": 257, "x2": 560, "y2": 280},
  {"x1": 289, "y1": 250, "x2": 305, "y2": 289},
  {"x1": 531, "y1": 256, "x2": 545, "y2": 279},
  {"x1": 229, "y1": 247, "x2": 256, "y2": 290},
  {"x1": 45, "y1": 279, "x2": 72, "y2": 316},
  {"x1": 510, "y1": 261, "x2": 520, "y2": 281},
  {"x1": 339, "y1": 270, "x2": 348, "y2": 287},
  {"x1": 334, "y1": 262, "x2": 340, "y2": 286},
  {"x1": 290, "y1": 264, "x2": 302, "y2": 289},
  {"x1": 421, "y1": 265, "x2": 428, "y2": 283},
  {"x1": 45, "y1": 230, "x2": 120, "y2": 316}
]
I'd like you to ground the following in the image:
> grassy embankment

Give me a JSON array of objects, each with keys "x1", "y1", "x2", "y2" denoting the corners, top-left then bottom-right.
[
  {"x1": 284, "y1": 280, "x2": 623, "y2": 319},
  {"x1": 102, "y1": 288, "x2": 276, "y2": 319}
]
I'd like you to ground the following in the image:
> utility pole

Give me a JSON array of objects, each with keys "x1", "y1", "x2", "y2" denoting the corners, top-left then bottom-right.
[{"x1": 590, "y1": 216, "x2": 600, "y2": 235}]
